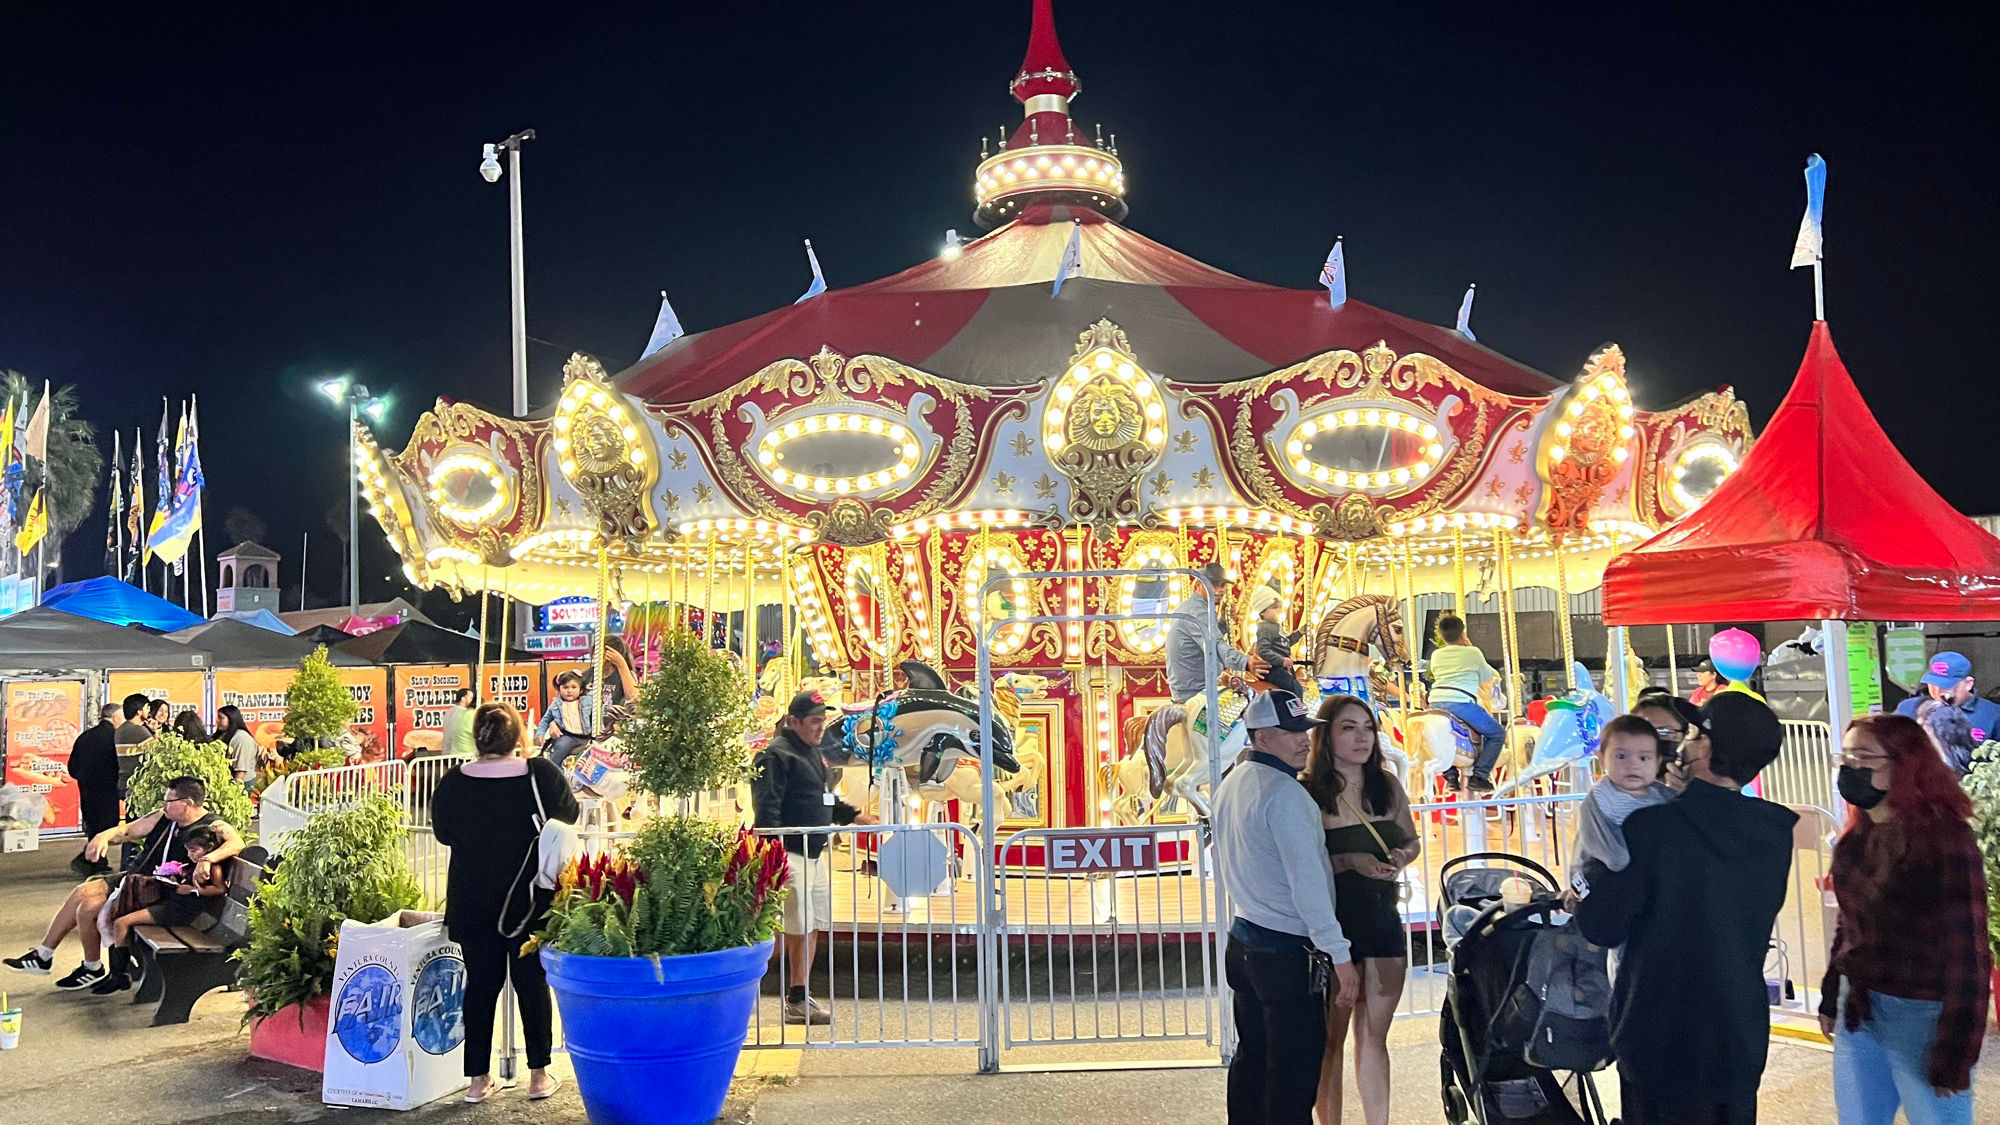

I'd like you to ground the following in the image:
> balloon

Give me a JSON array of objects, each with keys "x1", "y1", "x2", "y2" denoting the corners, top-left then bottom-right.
[{"x1": 1709, "y1": 628, "x2": 1762, "y2": 683}]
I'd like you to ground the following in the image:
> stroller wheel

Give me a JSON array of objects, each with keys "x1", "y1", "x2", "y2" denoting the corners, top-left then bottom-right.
[{"x1": 1439, "y1": 1054, "x2": 1471, "y2": 1125}]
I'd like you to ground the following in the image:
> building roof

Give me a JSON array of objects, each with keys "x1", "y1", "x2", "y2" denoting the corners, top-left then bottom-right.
[
  {"x1": 1603, "y1": 321, "x2": 2000, "y2": 623},
  {"x1": 217, "y1": 539, "x2": 280, "y2": 562}
]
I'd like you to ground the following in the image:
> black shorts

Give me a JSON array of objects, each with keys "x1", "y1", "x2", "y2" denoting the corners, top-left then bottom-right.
[{"x1": 1332, "y1": 870, "x2": 1406, "y2": 960}]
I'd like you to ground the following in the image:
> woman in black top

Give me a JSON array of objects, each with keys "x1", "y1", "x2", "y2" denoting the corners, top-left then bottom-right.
[
  {"x1": 430, "y1": 703, "x2": 578, "y2": 1104},
  {"x1": 1299, "y1": 694, "x2": 1419, "y2": 1125}
]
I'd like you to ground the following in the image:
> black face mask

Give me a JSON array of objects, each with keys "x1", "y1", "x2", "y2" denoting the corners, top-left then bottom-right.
[{"x1": 1837, "y1": 765, "x2": 1886, "y2": 809}]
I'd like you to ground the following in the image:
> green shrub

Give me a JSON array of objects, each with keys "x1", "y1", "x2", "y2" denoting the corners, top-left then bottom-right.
[
  {"x1": 235, "y1": 795, "x2": 421, "y2": 1024},
  {"x1": 1961, "y1": 742, "x2": 2000, "y2": 963},
  {"x1": 620, "y1": 628, "x2": 752, "y2": 800},
  {"x1": 533, "y1": 820, "x2": 787, "y2": 958},
  {"x1": 127, "y1": 732, "x2": 254, "y2": 833},
  {"x1": 284, "y1": 645, "x2": 357, "y2": 745}
]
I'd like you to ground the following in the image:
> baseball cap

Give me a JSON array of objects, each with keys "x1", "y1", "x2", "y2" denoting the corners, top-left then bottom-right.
[
  {"x1": 1921, "y1": 651, "x2": 1972, "y2": 689},
  {"x1": 1198, "y1": 561, "x2": 1230, "y2": 590},
  {"x1": 1696, "y1": 692, "x2": 1783, "y2": 782},
  {"x1": 1244, "y1": 687, "x2": 1323, "y2": 733},
  {"x1": 1694, "y1": 658, "x2": 1717, "y2": 675},
  {"x1": 787, "y1": 690, "x2": 836, "y2": 720}
]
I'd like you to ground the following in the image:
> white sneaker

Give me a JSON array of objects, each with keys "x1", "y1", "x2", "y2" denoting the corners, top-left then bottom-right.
[{"x1": 783, "y1": 997, "x2": 833, "y2": 1025}]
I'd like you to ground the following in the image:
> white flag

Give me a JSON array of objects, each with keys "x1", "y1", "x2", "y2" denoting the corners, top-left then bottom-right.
[
  {"x1": 795, "y1": 239, "x2": 826, "y2": 303},
  {"x1": 1455, "y1": 284, "x2": 1478, "y2": 342},
  {"x1": 1789, "y1": 154, "x2": 1827, "y2": 269},
  {"x1": 1051, "y1": 221, "x2": 1083, "y2": 298},
  {"x1": 641, "y1": 291, "x2": 684, "y2": 360}
]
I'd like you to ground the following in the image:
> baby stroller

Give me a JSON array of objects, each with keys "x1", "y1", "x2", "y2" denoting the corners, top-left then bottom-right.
[{"x1": 1437, "y1": 853, "x2": 1615, "y2": 1125}]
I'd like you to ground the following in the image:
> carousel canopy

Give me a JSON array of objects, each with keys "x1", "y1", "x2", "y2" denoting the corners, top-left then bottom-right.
[
  {"x1": 617, "y1": 204, "x2": 1561, "y2": 404},
  {"x1": 1602, "y1": 321, "x2": 2000, "y2": 624}
]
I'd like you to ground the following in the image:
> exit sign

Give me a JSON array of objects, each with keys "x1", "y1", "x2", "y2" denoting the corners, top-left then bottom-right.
[{"x1": 1044, "y1": 832, "x2": 1160, "y2": 874}]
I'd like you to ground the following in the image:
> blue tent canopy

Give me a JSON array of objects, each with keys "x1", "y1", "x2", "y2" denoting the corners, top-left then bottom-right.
[{"x1": 41, "y1": 576, "x2": 206, "y2": 633}]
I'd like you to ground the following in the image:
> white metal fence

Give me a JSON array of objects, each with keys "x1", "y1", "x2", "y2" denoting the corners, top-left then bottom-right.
[
  {"x1": 1762, "y1": 721, "x2": 1837, "y2": 812},
  {"x1": 995, "y1": 823, "x2": 1219, "y2": 1061}
]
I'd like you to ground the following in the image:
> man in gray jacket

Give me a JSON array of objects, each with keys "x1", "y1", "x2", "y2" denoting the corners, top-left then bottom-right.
[
  {"x1": 1213, "y1": 686, "x2": 1359, "y2": 1123},
  {"x1": 1164, "y1": 561, "x2": 1259, "y2": 703}
]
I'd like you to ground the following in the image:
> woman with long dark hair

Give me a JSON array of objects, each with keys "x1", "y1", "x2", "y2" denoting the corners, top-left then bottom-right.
[
  {"x1": 171, "y1": 709, "x2": 207, "y2": 744},
  {"x1": 1821, "y1": 713, "x2": 1989, "y2": 1123},
  {"x1": 430, "y1": 703, "x2": 579, "y2": 1104},
  {"x1": 212, "y1": 705, "x2": 262, "y2": 783},
  {"x1": 1298, "y1": 694, "x2": 1418, "y2": 1125}
]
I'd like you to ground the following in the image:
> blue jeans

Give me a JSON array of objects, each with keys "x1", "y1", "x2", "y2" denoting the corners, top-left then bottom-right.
[
  {"x1": 545, "y1": 733, "x2": 590, "y2": 770},
  {"x1": 1835, "y1": 986, "x2": 1974, "y2": 1125},
  {"x1": 1433, "y1": 697, "x2": 1505, "y2": 777}
]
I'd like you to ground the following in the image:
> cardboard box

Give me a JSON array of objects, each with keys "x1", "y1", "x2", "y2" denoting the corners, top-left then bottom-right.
[{"x1": 322, "y1": 910, "x2": 467, "y2": 1110}]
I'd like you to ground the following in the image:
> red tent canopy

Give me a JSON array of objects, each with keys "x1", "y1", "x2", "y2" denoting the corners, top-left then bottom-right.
[{"x1": 1602, "y1": 321, "x2": 2000, "y2": 624}]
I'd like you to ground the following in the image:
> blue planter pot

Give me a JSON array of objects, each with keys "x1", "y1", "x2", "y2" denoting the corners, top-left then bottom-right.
[{"x1": 542, "y1": 940, "x2": 772, "y2": 1125}]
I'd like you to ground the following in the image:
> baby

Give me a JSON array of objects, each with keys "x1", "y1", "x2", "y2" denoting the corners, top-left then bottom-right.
[
  {"x1": 1247, "y1": 586, "x2": 1306, "y2": 696},
  {"x1": 1569, "y1": 714, "x2": 1675, "y2": 893}
]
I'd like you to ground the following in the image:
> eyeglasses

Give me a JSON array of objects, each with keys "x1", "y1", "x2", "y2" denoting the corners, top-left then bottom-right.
[
  {"x1": 1838, "y1": 751, "x2": 1890, "y2": 769},
  {"x1": 1653, "y1": 726, "x2": 1686, "y2": 743}
]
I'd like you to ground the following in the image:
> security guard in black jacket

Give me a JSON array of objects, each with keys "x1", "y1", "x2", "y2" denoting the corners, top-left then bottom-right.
[{"x1": 751, "y1": 690, "x2": 877, "y2": 1025}]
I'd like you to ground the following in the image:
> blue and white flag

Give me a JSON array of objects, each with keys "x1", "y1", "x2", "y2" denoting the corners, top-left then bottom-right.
[
  {"x1": 1455, "y1": 284, "x2": 1478, "y2": 341},
  {"x1": 147, "y1": 403, "x2": 204, "y2": 566},
  {"x1": 1789, "y1": 153, "x2": 1827, "y2": 269},
  {"x1": 794, "y1": 239, "x2": 826, "y2": 303},
  {"x1": 641, "y1": 290, "x2": 684, "y2": 360},
  {"x1": 1320, "y1": 238, "x2": 1347, "y2": 308},
  {"x1": 1051, "y1": 220, "x2": 1083, "y2": 298}
]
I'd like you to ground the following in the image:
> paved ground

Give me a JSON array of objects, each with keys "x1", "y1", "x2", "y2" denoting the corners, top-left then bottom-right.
[{"x1": 5, "y1": 843, "x2": 1995, "y2": 1124}]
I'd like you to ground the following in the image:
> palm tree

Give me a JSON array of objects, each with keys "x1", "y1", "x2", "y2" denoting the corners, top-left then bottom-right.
[{"x1": 0, "y1": 371, "x2": 103, "y2": 539}]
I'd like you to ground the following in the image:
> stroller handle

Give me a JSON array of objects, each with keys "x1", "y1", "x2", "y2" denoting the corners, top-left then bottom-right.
[{"x1": 1434, "y1": 851, "x2": 1561, "y2": 897}]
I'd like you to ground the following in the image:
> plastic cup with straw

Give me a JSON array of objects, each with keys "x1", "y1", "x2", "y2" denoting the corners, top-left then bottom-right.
[{"x1": 0, "y1": 990, "x2": 20, "y2": 1050}]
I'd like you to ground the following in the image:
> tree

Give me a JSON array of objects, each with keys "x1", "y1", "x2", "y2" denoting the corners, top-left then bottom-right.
[
  {"x1": 284, "y1": 645, "x2": 357, "y2": 746},
  {"x1": 0, "y1": 371, "x2": 103, "y2": 538},
  {"x1": 224, "y1": 506, "x2": 268, "y2": 547}
]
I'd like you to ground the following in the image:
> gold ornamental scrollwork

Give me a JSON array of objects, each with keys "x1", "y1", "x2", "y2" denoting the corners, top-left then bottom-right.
[
  {"x1": 554, "y1": 353, "x2": 659, "y2": 547},
  {"x1": 1049, "y1": 319, "x2": 1167, "y2": 533},
  {"x1": 393, "y1": 400, "x2": 545, "y2": 561}
]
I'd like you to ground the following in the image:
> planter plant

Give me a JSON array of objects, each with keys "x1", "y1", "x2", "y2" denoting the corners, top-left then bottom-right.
[
  {"x1": 1961, "y1": 741, "x2": 2000, "y2": 1022},
  {"x1": 532, "y1": 628, "x2": 786, "y2": 1125},
  {"x1": 127, "y1": 731, "x2": 256, "y2": 833},
  {"x1": 236, "y1": 795, "x2": 421, "y2": 1068},
  {"x1": 283, "y1": 645, "x2": 358, "y2": 753}
]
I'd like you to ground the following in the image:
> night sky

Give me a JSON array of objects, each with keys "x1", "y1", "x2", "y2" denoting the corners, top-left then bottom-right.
[{"x1": 3, "y1": 2, "x2": 1992, "y2": 607}]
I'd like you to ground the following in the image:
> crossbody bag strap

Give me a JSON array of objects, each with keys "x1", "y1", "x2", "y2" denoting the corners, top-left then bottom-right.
[
  {"x1": 1337, "y1": 792, "x2": 1394, "y2": 859},
  {"x1": 499, "y1": 763, "x2": 550, "y2": 940}
]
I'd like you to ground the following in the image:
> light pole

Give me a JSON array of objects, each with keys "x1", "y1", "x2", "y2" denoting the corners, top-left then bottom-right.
[
  {"x1": 480, "y1": 129, "x2": 535, "y2": 417},
  {"x1": 321, "y1": 379, "x2": 387, "y2": 618}
]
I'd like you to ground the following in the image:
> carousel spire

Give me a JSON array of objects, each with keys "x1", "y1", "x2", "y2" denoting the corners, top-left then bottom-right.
[{"x1": 972, "y1": 0, "x2": 1127, "y2": 229}]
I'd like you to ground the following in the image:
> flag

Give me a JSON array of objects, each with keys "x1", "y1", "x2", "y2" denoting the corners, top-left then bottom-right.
[
  {"x1": 1051, "y1": 220, "x2": 1083, "y2": 298},
  {"x1": 0, "y1": 397, "x2": 14, "y2": 470},
  {"x1": 1789, "y1": 153, "x2": 1827, "y2": 269},
  {"x1": 146, "y1": 404, "x2": 204, "y2": 566},
  {"x1": 21, "y1": 381, "x2": 49, "y2": 464},
  {"x1": 1455, "y1": 284, "x2": 1478, "y2": 341},
  {"x1": 124, "y1": 427, "x2": 144, "y2": 581},
  {"x1": 794, "y1": 239, "x2": 826, "y2": 303},
  {"x1": 640, "y1": 290, "x2": 684, "y2": 360},
  {"x1": 144, "y1": 400, "x2": 172, "y2": 563},
  {"x1": 13, "y1": 490, "x2": 46, "y2": 556},
  {"x1": 106, "y1": 432, "x2": 123, "y2": 575},
  {"x1": 1320, "y1": 238, "x2": 1347, "y2": 308}
]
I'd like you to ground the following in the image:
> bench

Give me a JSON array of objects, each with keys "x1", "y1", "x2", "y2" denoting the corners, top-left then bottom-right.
[{"x1": 129, "y1": 851, "x2": 269, "y2": 1027}]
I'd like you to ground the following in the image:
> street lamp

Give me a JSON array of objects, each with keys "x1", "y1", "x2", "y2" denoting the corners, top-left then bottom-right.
[
  {"x1": 321, "y1": 378, "x2": 387, "y2": 617},
  {"x1": 481, "y1": 129, "x2": 536, "y2": 417}
]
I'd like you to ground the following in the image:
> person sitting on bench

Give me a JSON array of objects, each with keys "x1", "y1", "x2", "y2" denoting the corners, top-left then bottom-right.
[
  {"x1": 3, "y1": 776, "x2": 242, "y2": 991},
  {"x1": 1427, "y1": 614, "x2": 1505, "y2": 794},
  {"x1": 89, "y1": 826, "x2": 233, "y2": 996}
]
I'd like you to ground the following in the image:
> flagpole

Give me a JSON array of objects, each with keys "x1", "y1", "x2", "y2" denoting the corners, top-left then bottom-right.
[
  {"x1": 193, "y1": 395, "x2": 210, "y2": 618},
  {"x1": 1813, "y1": 259, "x2": 1825, "y2": 322}
]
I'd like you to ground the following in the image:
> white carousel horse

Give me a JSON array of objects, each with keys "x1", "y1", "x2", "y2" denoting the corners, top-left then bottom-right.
[
  {"x1": 1101, "y1": 683, "x2": 1250, "y2": 827},
  {"x1": 1303, "y1": 594, "x2": 1414, "y2": 785},
  {"x1": 1398, "y1": 680, "x2": 1538, "y2": 792},
  {"x1": 1492, "y1": 663, "x2": 1614, "y2": 797}
]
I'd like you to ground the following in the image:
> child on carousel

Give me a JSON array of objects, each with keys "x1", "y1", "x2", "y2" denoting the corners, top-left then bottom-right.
[
  {"x1": 1248, "y1": 585, "x2": 1307, "y2": 698},
  {"x1": 535, "y1": 672, "x2": 596, "y2": 769}
]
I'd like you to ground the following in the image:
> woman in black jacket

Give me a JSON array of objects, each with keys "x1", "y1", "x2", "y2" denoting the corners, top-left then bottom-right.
[{"x1": 430, "y1": 703, "x2": 579, "y2": 1104}]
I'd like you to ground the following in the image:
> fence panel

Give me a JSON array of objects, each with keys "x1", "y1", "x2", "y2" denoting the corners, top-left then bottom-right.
[
  {"x1": 994, "y1": 823, "x2": 1220, "y2": 1060},
  {"x1": 1770, "y1": 805, "x2": 1841, "y2": 1021},
  {"x1": 745, "y1": 822, "x2": 986, "y2": 1051},
  {"x1": 263, "y1": 760, "x2": 408, "y2": 851},
  {"x1": 1762, "y1": 721, "x2": 1836, "y2": 811}
]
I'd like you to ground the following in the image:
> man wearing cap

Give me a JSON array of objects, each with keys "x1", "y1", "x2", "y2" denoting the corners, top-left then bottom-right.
[
  {"x1": 1895, "y1": 651, "x2": 2000, "y2": 744},
  {"x1": 1165, "y1": 561, "x2": 1262, "y2": 705},
  {"x1": 1576, "y1": 693, "x2": 1798, "y2": 1125},
  {"x1": 1213, "y1": 686, "x2": 1359, "y2": 1124},
  {"x1": 750, "y1": 690, "x2": 879, "y2": 1025}
]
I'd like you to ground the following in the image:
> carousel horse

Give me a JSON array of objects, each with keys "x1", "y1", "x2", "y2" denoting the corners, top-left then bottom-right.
[
  {"x1": 1398, "y1": 681, "x2": 1538, "y2": 793},
  {"x1": 818, "y1": 663, "x2": 1023, "y2": 808},
  {"x1": 1101, "y1": 675, "x2": 1259, "y2": 827},
  {"x1": 1492, "y1": 662, "x2": 1614, "y2": 797},
  {"x1": 1303, "y1": 594, "x2": 1414, "y2": 784}
]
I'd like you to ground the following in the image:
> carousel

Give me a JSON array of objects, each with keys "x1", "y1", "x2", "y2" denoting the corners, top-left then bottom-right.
[{"x1": 354, "y1": 0, "x2": 1752, "y2": 850}]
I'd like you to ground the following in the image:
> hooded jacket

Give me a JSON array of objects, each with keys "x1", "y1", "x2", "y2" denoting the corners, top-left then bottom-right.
[{"x1": 1574, "y1": 779, "x2": 1798, "y2": 1108}]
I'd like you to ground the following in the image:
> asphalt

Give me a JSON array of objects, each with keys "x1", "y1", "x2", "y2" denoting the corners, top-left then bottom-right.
[{"x1": 5, "y1": 843, "x2": 1996, "y2": 1124}]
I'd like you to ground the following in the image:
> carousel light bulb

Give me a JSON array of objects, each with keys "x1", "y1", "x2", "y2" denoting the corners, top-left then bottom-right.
[
  {"x1": 1146, "y1": 427, "x2": 1165, "y2": 445},
  {"x1": 1427, "y1": 442, "x2": 1445, "y2": 458},
  {"x1": 1550, "y1": 446, "x2": 1568, "y2": 462},
  {"x1": 1116, "y1": 362, "x2": 1134, "y2": 378},
  {"x1": 1095, "y1": 353, "x2": 1114, "y2": 370},
  {"x1": 1613, "y1": 447, "x2": 1630, "y2": 462},
  {"x1": 1340, "y1": 409, "x2": 1360, "y2": 426}
]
